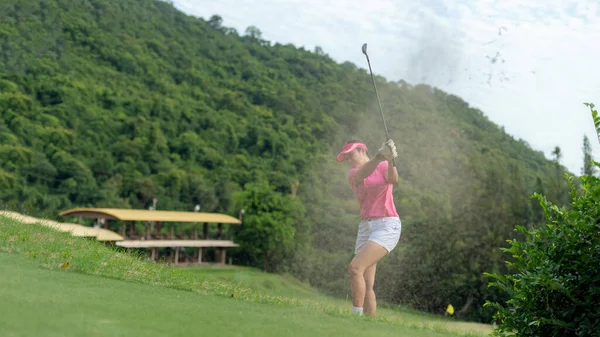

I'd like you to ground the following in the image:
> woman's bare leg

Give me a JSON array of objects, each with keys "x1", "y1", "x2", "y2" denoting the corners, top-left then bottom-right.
[
  {"x1": 363, "y1": 263, "x2": 377, "y2": 316},
  {"x1": 348, "y1": 241, "x2": 387, "y2": 310}
]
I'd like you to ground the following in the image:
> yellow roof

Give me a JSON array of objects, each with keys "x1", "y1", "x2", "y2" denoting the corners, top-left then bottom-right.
[
  {"x1": 0, "y1": 211, "x2": 124, "y2": 241},
  {"x1": 94, "y1": 228, "x2": 125, "y2": 241},
  {"x1": 43, "y1": 222, "x2": 94, "y2": 235},
  {"x1": 59, "y1": 208, "x2": 242, "y2": 224},
  {"x1": 115, "y1": 240, "x2": 239, "y2": 248},
  {"x1": 56, "y1": 223, "x2": 125, "y2": 241},
  {"x1": 0, "y1": 211, "x2": 52, "y2": 225}
]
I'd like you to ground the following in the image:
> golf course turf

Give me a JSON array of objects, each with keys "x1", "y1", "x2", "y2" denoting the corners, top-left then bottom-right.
[{"x1": 0, "y1": 215, "x2": 492, "y2": 337}]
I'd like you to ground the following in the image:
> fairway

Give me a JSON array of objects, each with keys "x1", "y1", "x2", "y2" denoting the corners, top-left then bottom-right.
[
  {"x1": 180, "y1": 264, "x2": 493, "y2": 336},
  {"x1": 2, "y1": 253, "x2": 463, "y2": 337},
  {"x1": 0, "y1": 216, "x2": 493, "y2": 336},
  {"x1": 180, "y1": 265, "x2": 328, "y2": 301}
]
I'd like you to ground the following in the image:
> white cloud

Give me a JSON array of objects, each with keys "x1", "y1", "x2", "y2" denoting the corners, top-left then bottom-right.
[{"x1": 172, "y1": 0, "x2": 600, "y2": 175}]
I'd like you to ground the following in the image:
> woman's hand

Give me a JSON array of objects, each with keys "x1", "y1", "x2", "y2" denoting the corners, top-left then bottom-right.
[{"x1": 377, "y1": 139, "x2": 398, "y2": 162}]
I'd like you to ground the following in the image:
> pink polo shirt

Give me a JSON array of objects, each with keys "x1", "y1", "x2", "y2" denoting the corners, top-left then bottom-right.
[{"x1": 347, "y1": 160, "x2": 399, "y2": 220}]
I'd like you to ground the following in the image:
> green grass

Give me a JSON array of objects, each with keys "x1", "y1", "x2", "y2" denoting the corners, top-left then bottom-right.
[
  {"x1": 180, "y1": 265, "x2": 328, "y2": 301},
  {"x1": 179, "y1": 266, "x2": 493, "y2": 335},
  {"x1": 0, "y1": 215, "x2": 493, "y2": 336},
  {"x1": 1, "y1": 253, "x2": 466, "y2": 337}
]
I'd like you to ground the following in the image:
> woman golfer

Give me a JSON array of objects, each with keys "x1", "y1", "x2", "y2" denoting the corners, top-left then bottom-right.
[{"x1": 336, "y1": 139, "x2": 401, "y2": 317}]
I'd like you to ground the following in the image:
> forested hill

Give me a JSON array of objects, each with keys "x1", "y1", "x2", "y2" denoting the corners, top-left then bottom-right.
[{"x1": 0, "y1": 0, "x2": 571, "y2": 322}]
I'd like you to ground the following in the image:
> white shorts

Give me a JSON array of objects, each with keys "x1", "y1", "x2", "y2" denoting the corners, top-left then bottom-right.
[{"x1": 354, "y1": 217, "x2": 402, "y2": 254}]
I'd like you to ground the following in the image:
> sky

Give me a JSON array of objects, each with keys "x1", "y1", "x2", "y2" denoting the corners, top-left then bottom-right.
[{"x1": 171, "y1": 0, "x2": 600, "y2": 175}]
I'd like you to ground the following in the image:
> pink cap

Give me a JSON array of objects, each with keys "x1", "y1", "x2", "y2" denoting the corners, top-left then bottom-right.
[{"x1": 336, "y1": 142, "x2": 367, "y2": 162}]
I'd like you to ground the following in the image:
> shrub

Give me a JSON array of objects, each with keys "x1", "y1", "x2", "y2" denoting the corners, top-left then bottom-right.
[{"x1": 484, "y1": 102, "x2": 600, "y2": 336}]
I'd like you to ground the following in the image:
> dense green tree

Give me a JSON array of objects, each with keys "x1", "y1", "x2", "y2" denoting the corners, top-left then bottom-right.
[
  {"x1": 233, "y1": 180, "x2": 305, "y2": 272},
  {"x1": 485, "y1": 102, "x2": 600, "y2": 335},
  {"x1": 486, "y1": 162, "x2": 600, "y2": 336}
]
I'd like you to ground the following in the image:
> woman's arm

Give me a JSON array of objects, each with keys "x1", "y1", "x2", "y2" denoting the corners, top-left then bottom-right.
[
  {"x1": 379, "y1": 139, "x2": 398, "y2": 184},
  {"x1": 351, "y1": 155, "x2": 384, "y2": 185},
  {"x1": 351, "y1": 140, "x2": 398, "y2": 185},
  {"x1": 386, "y1": 159, "x2": 398, "y2": 184}
]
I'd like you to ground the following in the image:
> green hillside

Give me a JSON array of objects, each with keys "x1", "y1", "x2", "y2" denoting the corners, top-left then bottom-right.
[{"x1": 0, "y1": 0, "x2": 570, "y2": 323}]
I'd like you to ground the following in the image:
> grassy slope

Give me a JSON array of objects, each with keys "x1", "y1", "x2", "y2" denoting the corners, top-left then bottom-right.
[
  {"x1": 182, "y1": 266, "x2": 494, "y2": 335},
  {"x1": 3, "y1": 253, "x2": 454, "y2": 337},
  {"x1": 0, "y1": 215, "x2": 492, "y2": 336},
  {"x1": 181, "y1": 265, "x2": 329, "y2": 301}
]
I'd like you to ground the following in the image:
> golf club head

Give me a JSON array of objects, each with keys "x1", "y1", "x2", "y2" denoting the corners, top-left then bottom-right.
[{"x1": 361, "y1": 43, "x2": 368, "y2": 56}]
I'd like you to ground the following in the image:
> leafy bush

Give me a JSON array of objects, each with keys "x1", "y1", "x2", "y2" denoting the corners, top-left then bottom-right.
[
  {"x1": 586, "y1": 102, "x2": 600, "y2": 144},
  {"x1": 233, "y1": 181, "x2": 306, "y2": 272},
  {"x1": 484, "y1": 103, "x2": 600, "y2": 336}
]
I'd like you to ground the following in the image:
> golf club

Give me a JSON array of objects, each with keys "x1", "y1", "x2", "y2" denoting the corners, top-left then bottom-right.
[{"x1": 362, "y1": 43, "x2": 396, "y2": 167}]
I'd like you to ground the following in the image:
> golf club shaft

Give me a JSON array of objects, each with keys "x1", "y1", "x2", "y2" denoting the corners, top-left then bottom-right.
[
  {"x1": 363, "y1": 46, "x2": 396, "y2": 167},
  {"x1": 365, "y1": 54, "x2": 391, "y2": 140}
]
